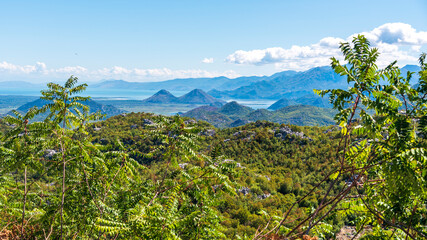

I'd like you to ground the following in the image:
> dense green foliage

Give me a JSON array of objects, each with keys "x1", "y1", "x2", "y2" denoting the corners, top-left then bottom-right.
[
  {"x1": 183, "y1": 102, "x2": 336, "y2": 128},
  {"x1": 253, "y1": 36, "x2": 427, "y2": 239},
  {"x1": 0, "y1": 77, "x2": 235, "y2": 239},
  {"x1": 1, "y1": 35, "x2": 426, "y2": 239},
  {"x1": 312, "y1": 36, "x2": 427, "y2": 239},
  {"x1": 88, "y1": 113, "x2": 345, "y2": 238}
]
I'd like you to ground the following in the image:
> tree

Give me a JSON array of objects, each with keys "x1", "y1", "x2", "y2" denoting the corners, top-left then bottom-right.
[
  {"x1": 39, "y1": 76, "x2": 105, "y2": 239},
  {"x1": 253, "y1": 35, "x2": 427, "y2": 239},
  {"x1": 0, "y1": 107, "x2": 48, "y2": 238},
  {"x1": 0, "y1": 77, "x2": 237, "y2": 239},
  {"x1": 95, "y1": 115, "x2": 237, "y2": 239},
  {"x1": 0, "y1": 76, "x2": 107, "y2": 239}
]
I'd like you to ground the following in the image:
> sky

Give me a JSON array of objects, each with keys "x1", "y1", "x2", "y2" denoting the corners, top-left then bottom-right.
[{"x1": 0, "y1": 0, "x2": 426, "y2": 83}]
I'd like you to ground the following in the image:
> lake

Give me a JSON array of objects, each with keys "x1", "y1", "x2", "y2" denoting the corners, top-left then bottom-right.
[{"x1": 0, "y1": 87, "x2": 276, "y2": 113}]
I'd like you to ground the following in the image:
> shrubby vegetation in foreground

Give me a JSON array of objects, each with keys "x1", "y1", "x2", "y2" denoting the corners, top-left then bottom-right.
[{"x1": 1, "y1": 35, "x2": 427, "y2": 239}]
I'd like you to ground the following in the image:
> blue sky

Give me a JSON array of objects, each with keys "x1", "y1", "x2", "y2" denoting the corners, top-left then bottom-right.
[{"x1": 0, "y1": 0, "x2": 426, "y2": 83}]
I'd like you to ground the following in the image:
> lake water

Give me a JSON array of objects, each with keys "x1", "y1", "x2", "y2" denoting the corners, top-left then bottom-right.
[{"x1": 0, "y1": 87, "x2": 275, "y2": 109}]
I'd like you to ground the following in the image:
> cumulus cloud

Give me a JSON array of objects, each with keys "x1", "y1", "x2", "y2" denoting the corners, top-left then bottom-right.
[
  {"x1": 202, "y1": 58, "x2": 214, "y2": 64},
  {"x1": 0, "y1": 61, "x2": 48, "y2": 74},
  {"x1": 0, "y1": 61, "x2": 240, "y2": 82},
  {"x1": 54, "y1": 66, "x2": 88, "y2": 74},
  {"x1": 356, "y1": 23, "x2": 427, "y2": 45},
  {"x1": 226, "y1": 22, "x2": 427, "y2": 70}
]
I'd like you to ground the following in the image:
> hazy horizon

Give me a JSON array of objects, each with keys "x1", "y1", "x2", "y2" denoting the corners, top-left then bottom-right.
[{"x1": 0, "y1": 0, "x2": 426, "y2": 84}]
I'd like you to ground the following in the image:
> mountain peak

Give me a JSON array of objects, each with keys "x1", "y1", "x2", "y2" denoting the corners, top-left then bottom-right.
[
  {"x1": 155, "y1": 89, "x2": 174, "y2": 95},
  {"x1": 188, "y1": 89, "x2": 205, "y2": 94},
  {"x1": 268, "y1": 98, "x2": 298, "y2": 110},
  {"x1": 219, "y1": 101, "x2": 253, "y2": 116},
  {"x1": 178, "y1": 89, "x2": 225, "y2": 104},
  {"x1": 143, "y1": 89, "x2": 177, "y2": 103}
]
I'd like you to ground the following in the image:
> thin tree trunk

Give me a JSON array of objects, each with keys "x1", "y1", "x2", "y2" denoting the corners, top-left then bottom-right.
[
  {"x1": 60, "y1": 98, "x2": 67, "y2": 239},
  {"x1": 21, "y1": 166, "x2": 27, "y2": 239},
  {"x1": 60, "y1": 158, "x2": 65, "y2": 240}
]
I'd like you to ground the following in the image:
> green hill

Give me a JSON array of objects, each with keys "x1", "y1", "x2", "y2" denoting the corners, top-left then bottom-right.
[
  {"x1": 218, "y1": 101, "x2": 253, "y2": 118},
  {"x1": 275, "y1": 105, "x2": 336, "y2": 126},
  {"x1": 177, "y1": 89, "x2": 225, "y2": 104},
  {"x1": 182, "y1": 101, "x2": 336, "y2": 128},
  {"x1": 9, "y1": 98, "x2": 125, "y2": 120},
  {"x1": 181, "y1": 105, "x2": 232, "y2": 128},
  {"x1": 142, "y1": 89, "x2": 178, "y2": 103},
  {"x1": 267, "y1": 98, "x2": 298, "y2": 110}
]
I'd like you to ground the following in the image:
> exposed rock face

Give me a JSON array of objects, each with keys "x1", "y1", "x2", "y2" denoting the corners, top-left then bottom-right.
[
  {"x1": 178, "y1": 163, "x2": 188, "y2": 169},
  {"x1": 232, "y1": 130, "x2": 255, "y2": 141},
  {"x1": 143, "y1": 119, "x2": 154, "y2": 125},
  {"x1": 237, "y1": 187, "x2": 250, "y2": 196},
  {"x1": 222, "y1": 159, "x2": 243, "y2": 168},
  {"x1": 257, "y1": 193, "x2": 271, "y2": 200},
  {"x1": 233, "y1": 131, "x2": 242, "y2": 137},
  {"x1": 199, "y1": 129, "x2": 215, "y2": 137},
  {"x1": 184, "y1": 119, "x2": 197, "y2": 125},
  {"x1": 274, "y1": 126, "x2": 312, "y2": 141},
  {"x1": 44, "y1": 149, "x2": 57, "y2": 159},
  {"x1": 336, "y1": 226, "x2": 372, "y2": 240}
]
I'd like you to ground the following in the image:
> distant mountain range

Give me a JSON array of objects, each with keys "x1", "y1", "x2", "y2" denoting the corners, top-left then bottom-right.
[
  {"x1": 208, "y1": 66, "x2": 345, "y2": 99},
  {"x1": 6, "y1": 98, "x2": 125, "y2": 120},
  {"x1": 91, "y1": 66, "x2": 346, "y2": 100},
  {"x1": 181, "y1": 101, "x2": 336, "y2": 128},
  {"x1": 89, "y1": 76, "x2": 260, "y2": 92},
  {"x1": 1, "y1": 64, "x2": 420, "y2": 101},
  {"x1": 0, "y1": 64, "x2": 421, "y2": 126},
  {"x1": 0, "y1": 81, "x2": 44, "y2": 89},
  {"x1": 142, "y1": 89, "x2": 225, "y2": 105},
  {"x1": 87, "y1": 65, "x2": 421, "y2": 100},
  {"x1": 88, "y1": 70, "x2": 299, "y2": 92}
]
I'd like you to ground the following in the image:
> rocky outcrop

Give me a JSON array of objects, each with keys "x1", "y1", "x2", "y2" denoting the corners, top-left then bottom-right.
[
  {"x1": 274, "y1": 126, "x2": 312, "y2": 142},
  {"x1": 199, "y1": 129, "x2": 215, "y2": 137}
]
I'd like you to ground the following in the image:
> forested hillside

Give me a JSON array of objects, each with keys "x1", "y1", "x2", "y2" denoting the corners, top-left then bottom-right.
[
  {"x1": 86, "y1": 112, "x2": 344, "y2": 238},
  {"x1": 1, "y1": 36, "x2": 426, "y2": 239},
  {"x1": 182, "y1": 101, "x2": 336, "y2": 128}
]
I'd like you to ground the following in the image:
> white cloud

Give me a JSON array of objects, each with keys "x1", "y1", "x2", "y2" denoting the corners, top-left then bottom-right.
[
  {"x1": 0, "y1": 61, "x2": 240, "y2": 82},
  {"x1": 356, "y1": 23, "x2": 427, "y2": 46},
  {"x1": 226, "y1": 22, "x2": 427, "y2": 70},
  {"x1": 0, "y1": 61, "x2": 41, "y2": 74},
  {"x1": 226, "y1": 38, "x2": 344, "y2": 70},
  {"x1": 54, "y1": 66, "x2": 88, "y2": 74},
  {"x1": 202, "y1": 58, "x2": 214, "y2": 64}
]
